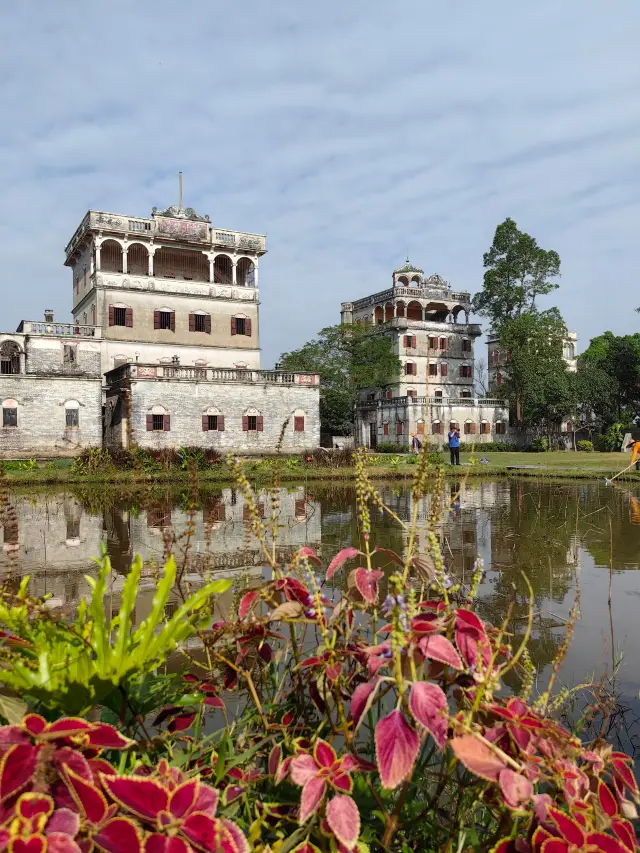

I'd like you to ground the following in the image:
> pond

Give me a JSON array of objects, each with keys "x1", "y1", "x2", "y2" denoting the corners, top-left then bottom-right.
[{"x1": 2, "y1": 478, "x2": 640, "y2": 754}]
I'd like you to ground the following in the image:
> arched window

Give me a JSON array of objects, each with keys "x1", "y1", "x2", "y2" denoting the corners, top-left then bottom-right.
[
  {"x1": 101, "y1": 239, "x2": 123, "y2": 273},
  {"x1": 396, "y1": 275, "x2": 409, "y2": 286},
  {"x1": 243, "y1": 408, "x2": 263, "y2": 432},
  {"x1": 127, "y1": 243, "x2": 149, "y2": 276},
  {"x1": 407, "y1": 300, "x2": 422, "y2": 321},
  {"x1": 410, "y1": 275, "x2": 422, "y2": 285},
  {"x1": 214, "y1": 254, "x2": 233, "y2": 284},
  {"x1": 236, "y1": 257, "x2": 256, "y2": 287},
  {"x1": 0, "y1": 342, "x2": 21, "y2": 375},
  {"x1": 375, "y1": 306, "x2": 384, "y2": 325},
  {"x1": 432, "y1": 421, "x2": 442, "y2": 435},
  {"x1": 416, "y1": 419, "x2": 425, "y2": 435},
  {"x1": 64, "y1": 400, "x2": 80, "y2": 429},
  {"x1": 464, "y1": 420, "x2": 476, "y2": 435},
  {"x1": 147, "y1": 405, "x2": 169, "y2": 432},
  {"x1": 2, "y1": 399, "x2": 18, "y2": 428},
  {"x1": 202, "y1": 406, "x2": 224, "y2": 432},
  {"x1": 384, "y1": 302, "x2": 394, "y2": 322},
  {"x1": 395, "y1": 301, "x2": 405, "y2": 318},
  {"x1": 293, "y1": 408, "x2": 306, "y2": 433}
]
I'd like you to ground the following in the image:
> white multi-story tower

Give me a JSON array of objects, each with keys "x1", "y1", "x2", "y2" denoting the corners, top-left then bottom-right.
[
  {"x1": 342, "y1": 261, "x2": 509, "y2": 447},
  {"x1": 64, "y1": 199, "x2": 266, "y2": 374}
]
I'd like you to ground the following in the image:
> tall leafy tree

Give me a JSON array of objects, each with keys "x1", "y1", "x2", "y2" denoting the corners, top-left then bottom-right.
[
  {"x1": 279, "y1": 325, "x2": 401, "y2": 435},
  {"x1": 473, "y1": 217, "x2": 561, "y2": 328},
  {"x1": 580, "y1": 332, "x2": 640, "y2": 424}
]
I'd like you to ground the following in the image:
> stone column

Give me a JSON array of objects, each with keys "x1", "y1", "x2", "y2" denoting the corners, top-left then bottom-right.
[
  {"x1": 232, "y1": 260, "x2": 237, "y2": 286},
  {"x1": 464, "y1": 311, "x2": 469, "y2": 324},
  {"x1": 253, "y1": 261, "x2": 259, "y2": 289},
  {"x1": 95, "y1": 244, "x2": 101, "y2": 272},
  {"x1": 422, "y1": 305, "x2": 426, "y2": 321},
  {"x1": 393, "y1": 303, "x2": 397, "y2": 317},
  {"x1": 208, "y1": 255, "x2": 214, "y2": 283},
  {"x1": 148, "y1": 248, "x2": 155, "y2": 277},
  {"x1": 19, "y1": 352, "x2": 26, "y2": 375},
  {"x1": 122, "y1": 247, "x2": 128, "y2": 275}
]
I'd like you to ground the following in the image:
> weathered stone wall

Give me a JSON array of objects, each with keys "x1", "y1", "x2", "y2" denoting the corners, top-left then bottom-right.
[
  {"x1": 0, "y1": 375, "x2": 103, "y2": 458},
  {"x1": 25, "y1": 338, "x2": 101, "y2": 377},
  {"x1": 107, "y1": 377, "x2": 320, "y2": 453}
]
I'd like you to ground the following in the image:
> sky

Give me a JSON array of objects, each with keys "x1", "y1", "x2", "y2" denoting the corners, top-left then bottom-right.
[{"x1": 1, "y1": 1, "x2": 640, "y2": 366}]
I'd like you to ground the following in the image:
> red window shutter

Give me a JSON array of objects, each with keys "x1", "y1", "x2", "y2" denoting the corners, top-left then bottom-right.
[
  {"x1": 204, "y1": 314, "x2": 211, "y2": 334},
  {"x1": 231, "y1": 317, "x2": 237, "y2": 335},
  {"x1": 257, "y1": 416, "x2": 264, "y2": 432},
  {"x1": 459, "y1": 366, "x2": 464, "y2": 378},
  {"x1": 496, "y1": 373, "x2": 502, "y2": 385},
  {"x1": 471, "y1": 422, "x2": 477, "y2": 434},
  {"x1": 397, "y1": 422, "x2": 403, "y2": 436},
  {"x1": 242, "y1": 415, "x2": 248, "y2": 431},
  {"x1": 125, "y1": 308, "x2": 133, "y2": 328},
  {"x1": 154, "y1": 311, "x2": 160, "y2": 330},
  {"x1": 202, "y1": 415, "x2": 208, "y2": 431},
  {"x1": 218, "y1": 415, "x2": 225, "y2": 431},
  {"x1": 440, "y1": 338, "x2": 447, "y2": 349},
  {"x1": 386, "y1": 390, "x2": 392, "y2": 399},
  {"x1": 413, "y1": 363, "x2": 417, "y2": 375},
  {"x1": 245, "y1": 318, "x2": 252, "y2": 336},
  {"x1": 429, "y1": 336, "x2": 436, "y2": 348},
  {"x1": 441, "y1": 363, "x2": 448, "y2": 377},
  {"x1": 294, "y1": 416, "x2": 304, "y2": 432},
  {"x1": 412, "y1": 336, "x2": 417, "y2": 348},
  {"x1": 383, "y1": 423, "x2": 389, "y2": 436},
  {"x1": 170, "y1": 312, "x2": 175, "y2": 332},
  {"x1": 163, "y1": 415, "x2": 170, "y2": 431},
  {"x1": 464, "y1": 423, "x2": 470, "y2": 435},
  {"x1": 189, "y1": 314, "x2": 196, "y2": 332},
  {"x1": 108, "y1": 306, "x2": 115, "y2": 326},
  {"x1": 404, "y1": 335, "x2": 409, "y2": 347},
  {"x1": 146, "y1": 414, "x2": 153, "y2": 431}
]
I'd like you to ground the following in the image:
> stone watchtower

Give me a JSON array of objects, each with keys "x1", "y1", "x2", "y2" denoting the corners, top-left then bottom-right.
[{"x1": 64, "y1": 196, "x2": 266, "y2": 375}]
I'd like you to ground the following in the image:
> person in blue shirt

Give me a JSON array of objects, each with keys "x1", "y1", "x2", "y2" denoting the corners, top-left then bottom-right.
[{"x1": 448, "y1": 426, "x2": 460, "y2": 466}]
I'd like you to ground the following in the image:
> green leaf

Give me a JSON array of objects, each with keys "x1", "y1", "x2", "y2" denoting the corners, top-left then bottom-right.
[{"x1": 0, "y1": 694, "x2": 27, "y2": 725}]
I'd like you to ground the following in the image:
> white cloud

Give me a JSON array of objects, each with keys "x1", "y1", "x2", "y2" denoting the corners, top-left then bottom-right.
[{"x1": 1, "y1": 0, "x2": 640, "y2": 362}]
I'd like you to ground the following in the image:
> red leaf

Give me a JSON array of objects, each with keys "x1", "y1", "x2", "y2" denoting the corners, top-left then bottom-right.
[
  {"x1": 62, "y1": 767, "x2": 109, "y2": 825},
  {"x1": 548, "y1": 808, "x2": 585, "y2": 847},
  {"x1": 489, "y1": 842, "x2": 512, "y2": 853},
  {"x1": 450, "y1": 735, "x2": 506, "y2": 782},
  {"x1": 179, "y1": 812, "x2": 220, "y2": 851},
  {"x1": 55, "y1": 748, "x2": 92, "y2": 783},
  {"x1": 299, "y1": 777, "x2": 326, "y2": 824},
  {"x1": 220, "y1": 818, "x2": 250, "y2": 853},
  {"x1": 47, "y1": 834, "x2": 84, "y2": 853},
  {"x1": 203, "y1": 696, "x2": 225, "y2": 710},
  {"x1": 144, "y1": 837, "x2": 191, "y2": 853},
  {"x1": 85, "y1": 725, "x2": 133, "y2": 750},
  {"x1": 314, "y1": 740, "x2": 336, "y2": 769},
  {"x1": 539, "y1": 841, "x2": 568, "y2": 853},
  {"x1": 290, "y1": 843, "x2": 322, "y2": 853},
  {"x1": 456, "y1": 626, "x2": 491, "y2": 670},
  {"x1": 326, "y1": 795, "x2": 360, "y2": 849},
  {"x1": 238, "y1": 591, "x2": 259, "y2": 620},
  {"x1": 268, "y1": 745, "x2": 282, "y2": 777},
  {"x1": 408, "y1": 682, "x2": 448, "y2": 749},
  {"x1": 17, "y1": 792, "x2": 54, "y2": 820},
  {"x1": 375, "y1": 710, "x2": 420, "y2": 790},
  {"x1": 0, "y1": 726, "x2": 29, "y2": 748},
  {"x1": 168, "y1": 714, "x2": 196, "y2": 734},
  {"x1": 455, "y1": 609, "x2": 485, "y2": 633},
  {"x1": 169, "y1": 779, "x2": 199, "y2": 819},
  {"x1": 330, "y1": 772, "x2": 352, "y2": 793},
  {"x1": 100, "y1": 775, "x2": 168, "y2": 822},
  {"x1": 350, "y1": 678, "x2": 381, "y2": 728},
  {"x1": 43, "y1": 719, "x2": 93, "y2": 739},
  {"x1": 613, "y1": 758, "x2": 639, "y2": 794},
  {"x1": 498, "y1": 769, "x2": 533, "y2": 809},
  {"x1": 372, "y1": 547, "x2": 405, "y2": 567},
  {"x1": 419, "y1": 634, "x2": 462, "y2": 670},
  {"x1": 46, "y1": 808, "x2": 80, "y2": 836},
  {"x1": 23, "y1": 715, "x2": 48, "y2": 736},
  {"x1": 10, "y1": 836, "x2": 47, "y2": 853},
  {"x1": 296, "y1": 547, "x2": 322, "y2": 566},
  {"x1": 585, "y1": 833, "x2": 628, "y2": 853},
  {"x1": 0, "y1": 742, "x2": 38, "y2": 802},
  {"x1": 326, "y1": 547, "x2": 361, "y2": 581},
  {"x1": 93, "y1": 817, "x2": 143, "y2": 853},
  {"x1": 352, "y1": 568, "x2": 383, "y2": 605},
  {"x1": 599, "y1": 780, "x2": 619, "y2": 818},
  {"x1": 612, "y1": 818, "x2": 637, "y2": 852}
]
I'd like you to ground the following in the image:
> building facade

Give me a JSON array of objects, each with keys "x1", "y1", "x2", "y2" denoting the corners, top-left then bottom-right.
[
  {"x1": 0, "y1": 198, "x2": 320, "y2": 456},
  {"x1": 342, "y1": 261, "x2": 509, "y2": 448}
]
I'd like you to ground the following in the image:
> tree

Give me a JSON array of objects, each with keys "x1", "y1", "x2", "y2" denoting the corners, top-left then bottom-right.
[
  {"x1": 580, "y1": 332, "x2": 640, "y2": 424},
  {"x1": 474, "y1": 357, "x2": 489, "y2": 397},
  {"x1": 473, "y1": 218, "x2": 561, "y2": 329},
  {"x1": 279, "y1": 324, "x2": 401, "y2": 435}
]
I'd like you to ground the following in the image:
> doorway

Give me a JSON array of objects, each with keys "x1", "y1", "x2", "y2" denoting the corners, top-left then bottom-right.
[{"x1": 369, "y1": 422, "x2": 377, "y2": 449}]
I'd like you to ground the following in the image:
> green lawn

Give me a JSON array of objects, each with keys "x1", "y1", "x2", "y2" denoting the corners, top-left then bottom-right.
[{"x1": 444, "y1": 450, "x2": 631, "y2": 473}]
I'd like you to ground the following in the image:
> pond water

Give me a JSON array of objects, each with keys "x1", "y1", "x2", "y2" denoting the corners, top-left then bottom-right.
[{"x1": 2, "y1": 478, "x2": 640, "y2": 753}]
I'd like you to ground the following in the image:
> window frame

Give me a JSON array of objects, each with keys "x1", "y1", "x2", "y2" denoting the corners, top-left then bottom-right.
[
  {"x1": 158, "y1": 311, "x2": 173, "y2": 331},
  {"x1": 152, "y1": 413, "x2": 165, "y2": 431},
  {"x1": 65, "y1": 408, "x2": 79, "y2": 429},
  {"x1": 247, "y1": 415, "x2": 258, "y2": 431},
  {"x1": 2, "y1": 407, "x2": 17, "y2": 428}
]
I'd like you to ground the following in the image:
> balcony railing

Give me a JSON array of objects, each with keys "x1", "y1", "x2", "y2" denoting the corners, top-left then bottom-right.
[
  {"x1": 105, "y1": 364, "x2": 320, "y2": 387},
  {"x1": 359, "y1": 396, "x2": 508, "y2": 409},
  {"x1": 18, "y1": 321, "x2": 101, "y2": 338},
  {"x1": 350, "y1": 286, "x2": 472, "y2": 311}
]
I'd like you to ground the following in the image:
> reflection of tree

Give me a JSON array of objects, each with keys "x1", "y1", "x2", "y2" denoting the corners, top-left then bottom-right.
[{"x1": 581, "y1": 486, "x2": 640, "y2": 570}]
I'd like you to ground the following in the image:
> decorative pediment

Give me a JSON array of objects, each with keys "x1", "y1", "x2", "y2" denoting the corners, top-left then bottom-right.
[{"x1": 152, "y1": 205, "x2": 210, "y2": 223}]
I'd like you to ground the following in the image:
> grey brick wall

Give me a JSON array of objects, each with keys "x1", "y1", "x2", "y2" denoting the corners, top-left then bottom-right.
[
  {"x1": 109, "y1": 378, "x2": 320, "y2": 453},
  {"x1": 25, "y1": 341, "x2": 101, "y2": 377},
  {"x1": 0, "y1": 376, "x2": 103, "y2": 458}
]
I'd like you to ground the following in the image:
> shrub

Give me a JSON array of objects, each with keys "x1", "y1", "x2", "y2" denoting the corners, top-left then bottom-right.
[
  {"x1": 528, "y1": 436, "x2": 549, "y2": 452},
  {"x1": 599, "y1": 422, "x2": 627, "y2": 452},
  {"x1": 376, "y1": 443, "x2": 408, "y2": 454},
  {"x1": 577, "y1": 439, "x2": 594, "y2": 452},
  {"x1": 303, "y1": 447, "x2": 356, "y2": 468}
]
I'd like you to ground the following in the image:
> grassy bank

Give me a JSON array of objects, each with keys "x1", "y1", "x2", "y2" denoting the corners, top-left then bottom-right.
[{"x1": 2, "y1": 450, "x2": 639, "y2": 487}]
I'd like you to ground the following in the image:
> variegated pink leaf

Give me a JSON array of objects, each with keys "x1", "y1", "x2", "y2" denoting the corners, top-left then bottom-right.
[
  {"x1": 46, "y1": 808, "x2": 80, "y2": 837},
  {"x1": 238, "y1": 591, "x2": 259, "y2": 620},
  {"x1": 0, "y1": 742, "x2": 38, "y2": 803},
  {"x1": 351, "y1": 568, "x2": 383, "y2": 605},
  {"x1": 290, "y1": 754, "x2": 318, "y2": 786},
  {"x1": 296, "y1": 547, "x2": 322, "y2": 566},
  {"x1": 350, "y1": 678, "x2": 381, "y2": 729},
  {"x1": 299, "y1": 776, "x2": 326, "y2": 824},
  {"x1": 375, "y1": 710, "x2": 420, "y2": 790},
  {"x1": 192, "y1": 783, "x2": 219, "y2": 816},
  {"x1": 93, "y1": 817, "x2": 143, "y2": 853},
  {"x1": 144, "y1": 836, "x2": 190, "y2": 853},
  {"x1": 84, "y1": 724, "x2": 133, "y2": 750},
  {"x1": 408, "y1": 681, "x2": 448, "y2": 749},
  {"x1": 451, "y1": 735, "x2": 506, "y2": 782},
  {"x1": 268, "y1": 745, "x2": 282, "y2": 777},
  {"x1": 326, "y1": 795, "x2": 360, "y2": 849},
  {"x1": 275, "y1": 756, "x2": 292, "y2": 786},
  {"x1": 314, "y1": 740, "x2": 336, "y2": 769},
  {"x1": 419, "y1": 634, "x2": 462, "y2": 670},
  {"x1": 100, "y1": 775, "x2": 168, "y2": 821},
  {"x1": 221, "y1": 819, "x2": 250, "y2": 853},
  {"x1": 499, "y1": 768, "x2": 533, "y2": 809},
  {"x1": 326, "y1": 547, "x2": 361, "y2": 581},
  {"x1": 63, "y1": 767, "x2": 109, "y2": 825},
  {"x1": 46, "y1": 835, "x2": 83, "y2": 853}
]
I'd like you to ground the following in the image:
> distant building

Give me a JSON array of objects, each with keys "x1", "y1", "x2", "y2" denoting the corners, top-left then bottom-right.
[
  {"x1": 1, "y1": 196, "x2": 320, "y2": 456},
  {"x1": 341, "y1": 261, "x2": 509, "y2": 448}
]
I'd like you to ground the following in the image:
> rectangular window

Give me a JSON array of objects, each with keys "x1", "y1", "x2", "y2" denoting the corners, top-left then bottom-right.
[
  {"x1": 439, "y1": 337, "x2": 448, "y2": 350},
  {"x1": 159, "y1": 311, "x2": 173, "y2": 330},
  {"x1": 396, "y1": 422, "x2": 403, "y2": 436},
  {"x1": 449, "y1": 422, "x2": 459, "y2": 432},
  {"x1": 434, "y1": 390, "x2": 443, "y2": 398},
  {"x1": 496, "y1": 373, "x2": 502, "y2": 385},
  {"x1": 407, "y1": 390, "x2": 416, "y2": 398},
  {"x1": 492, "y1": 349, "x2": 499, "y2": 364},
  {"x1": 495, "y1": 422, "x2": 506, "y2": 435},
  {"x1": 152, "y1": 414, "x2": 165, "y2": 431},
  {"x1": 113, "y1": 307, "x2": 127, "y2": 326},
  {"x1": 464, "y1": 422, "x2": 476, "y2": 435},
  {"x1": 440, "y1": 363, "x2": 448, "y2": 377},
  {"x1": 432, "y1": 422, "x2": 442, "y2": 434},
  {"x1": 405, "y1": 363, "x2": 416, "y2": 376},
  {"x1": 63, "y1": 344, "x2": 77, "y2": 366},
  {"x1": 460, "y1": 365, "x2": 472, "y2": 378},
  {"x1": 233, "y1": 317, "x2": 250, "y2": 336},
  {"x1": 3, "y1": 408, "x2": 17, "y2": 427},
  {"x1": 208, "y1": 415, "x2": 218, "y2": 431},
  {"x1": 383, "y1": 423, "x2": 389, "y2": 436},
  {"x1": 463, "y1": 339, "x2": 472, "y2": 353},
  {"x1": 65, "y1": 409, "x2": 79, "y2": 428},
  {"x1": 194, "y1": 314, "x2": 206, "y2": 332},
  {"x1": 481, "y1": 422, "x2": 491, "y2": 434},
  {"x1": 428, "y1": 364, "x2": 437, "y2": 376},
  {"x1": 461, "y1": 390, "x2": 472, "y2": 398},
  {"x1": 385, "y1": 390, "x2": 392, "y2": 400},
  {"x1": 247, "y1": 415, "x2": 257, "y2": 431},
  {"x1": 294, "y1": 416, "x2": 305, "y2": 432},
  {"x1": 428, "y1": 336, "x2": 437, "y2": 349}
]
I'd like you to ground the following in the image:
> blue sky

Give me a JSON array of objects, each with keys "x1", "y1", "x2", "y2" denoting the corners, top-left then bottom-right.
[{"x1": 2, "y1": 1, "x2": 640, "y2": 365}]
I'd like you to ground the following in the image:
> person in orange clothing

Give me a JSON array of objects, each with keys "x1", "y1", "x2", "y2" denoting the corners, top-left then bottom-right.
[{"x1": 625, "y1": 437, "x2": 640, "y2": 467}]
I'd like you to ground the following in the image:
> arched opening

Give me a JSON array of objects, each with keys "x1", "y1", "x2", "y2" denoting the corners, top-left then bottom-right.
[
  {"x1": 375, "y1": 306, "x2": 384, "y2": 325},
  {"x1": 384, "y1": 302, "x2": 393, "y2": 322},
  {"x1": 407, "y1": 301, "x2": 422, "y2": 321},
  {"x1": 155, "y1": 247, "x2": 208, "y2": 281},
  {"x1": 236, "y1": 257, "x2": 255, "y2": 287},
  {"x1": 396, "y1": 300, "x2": 405, "y2": 318},
  {"x1": 424, "y1": 302, "x2": 449, "y2": 323},
  {"x1": 432, "y1": 420, "x2": 442, "y2": 435},
  {"x1": 410, "y1": 275, "x2": 422, "y2": 285},
  {"x1": 101, "y1": 240, "x2": 123, "y2": 273},
  {"x1": 64, "y1": 400, "x2": 80, "y2": 429},
  {"x1": 0, "y1": 342, "x2": 21, "y2": 375},
  {"x1": 127, "y1": 243, "x2": 149, "y2": 276},
  {"x1": 396, "y1": 275, "x2": 409, "y2": 286},
  {"x1": 464, "y1": 419, "x2": 475, "y2": 436},
  {"x1": 452, "y1": 305, "x2": 466, "y2": 324},
  {"x1": 214, "y1": 254, "x2": 233, "y2": 284}
]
